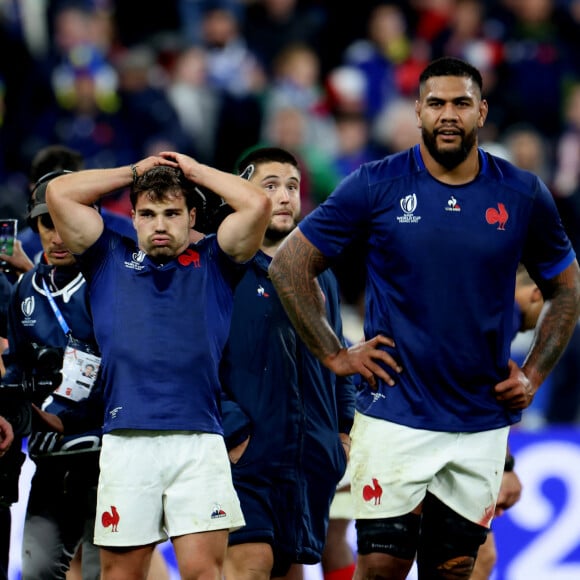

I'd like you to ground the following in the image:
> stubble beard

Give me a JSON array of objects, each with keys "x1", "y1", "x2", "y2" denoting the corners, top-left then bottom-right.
[{"x1": 265, "y1": 222, "x2": 297, "y2": 244}]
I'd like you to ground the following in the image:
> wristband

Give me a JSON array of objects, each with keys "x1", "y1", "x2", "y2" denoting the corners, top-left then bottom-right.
[
  {"x1": 130, "y1": 164, "x2": 138, "y2": 184},
  {"x1": 504, "y1": 453, "x2": 515, "y2": 472}
]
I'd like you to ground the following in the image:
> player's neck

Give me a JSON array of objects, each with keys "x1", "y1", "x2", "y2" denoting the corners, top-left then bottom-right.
[{"x1": 421, "y1": 145, "x2": 481, "y2": 185}]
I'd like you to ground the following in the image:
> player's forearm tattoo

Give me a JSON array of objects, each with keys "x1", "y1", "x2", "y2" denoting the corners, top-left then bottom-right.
[
  {"x1": 525, "y1": 266, "x2": 580, "y2": 387},
  {"x1": 270, "y1": 233, "x2": 343, "y2": 363}
]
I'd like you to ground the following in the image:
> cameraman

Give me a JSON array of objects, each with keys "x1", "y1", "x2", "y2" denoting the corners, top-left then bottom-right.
[{"x1": 1, "y1": 171, "x2": 104, "y2": 580}]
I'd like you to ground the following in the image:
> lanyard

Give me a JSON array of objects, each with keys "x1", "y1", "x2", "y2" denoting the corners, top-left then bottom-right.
[{"x1": 41, "y1": 277, "x2": 71, "y2": 336}]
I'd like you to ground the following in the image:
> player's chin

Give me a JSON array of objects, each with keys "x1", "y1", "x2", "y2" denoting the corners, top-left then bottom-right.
[{"x1": 148, "y1": 245, "x2": 176, "y2": 258}]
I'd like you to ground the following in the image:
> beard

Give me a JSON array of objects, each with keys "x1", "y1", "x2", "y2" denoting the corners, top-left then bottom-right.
[
  {"x1": 265, "y1": 222, "x2": 297, "y2": 243},
  {"x1": 422, "y1": 126, "x2": 478, "y2": 170}
]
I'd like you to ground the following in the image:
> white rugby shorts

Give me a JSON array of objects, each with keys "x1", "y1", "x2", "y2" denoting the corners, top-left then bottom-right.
[
  {"x1": 94, "y1": 430, "x2": 245, "y2": 547},
  {"x1": 349, "y1": 411, "x2": 508, "y2": 527}
]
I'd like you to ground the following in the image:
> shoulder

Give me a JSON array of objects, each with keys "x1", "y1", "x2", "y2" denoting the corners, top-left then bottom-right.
[
  {"x1": 361, "y1": 148, "x2": 420, "y2": 186},
  {"x1": 481, "y1": 150, "x2": 543, "y2": 195}
]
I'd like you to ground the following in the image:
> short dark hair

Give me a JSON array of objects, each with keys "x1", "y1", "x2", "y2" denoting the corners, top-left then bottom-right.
[
  {"x1": 236, "y1": 147, "x2": 299, "y2": 179},
  {"x1": 30, "y1": 145, "x2": 84, "y2": 184},
  {"x1": 130, "y1": 166, "x2": 205, "y2": 212},
  {"x1": 419, "y1": 57, "x2": 483, "y2": 95}
]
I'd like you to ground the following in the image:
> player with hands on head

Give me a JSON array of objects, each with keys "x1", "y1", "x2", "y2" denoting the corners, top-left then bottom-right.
[
  {"x1": 46, "y1": 152, "x2": 271, "y2": 580},
  {"x1": 268, "y1": 56, "x2": 580, "y2": 580}
]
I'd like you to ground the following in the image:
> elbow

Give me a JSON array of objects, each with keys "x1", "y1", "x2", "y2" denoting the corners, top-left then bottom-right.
[{"x1": 257, "y1": 195, "x2": 272, "y2": 222}]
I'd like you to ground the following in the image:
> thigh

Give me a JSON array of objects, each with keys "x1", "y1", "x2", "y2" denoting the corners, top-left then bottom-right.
[
  {"x1": 164, "y1": 433, "x2": 245, "y2": 537},
  {"x1": 94, "y1": 432, "x2": 166, "y2": 548},
  {"x1": 350, "y1": 414, "x2": 442, "y2": 519},
  {"x1": 429, "y1": 427, "x2": 508, "y2": 526}
]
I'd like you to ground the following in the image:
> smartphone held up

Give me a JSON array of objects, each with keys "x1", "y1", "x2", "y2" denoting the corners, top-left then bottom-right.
[{"x1": 0, "y1": 218, "x2": 18, "y2": 272}]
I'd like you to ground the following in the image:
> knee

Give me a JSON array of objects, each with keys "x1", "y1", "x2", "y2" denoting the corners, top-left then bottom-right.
[
  {"x1": 356, "y1": 513, "x2": 421, "y2": 560},
  {"x1": 417, "y1": 495, "x2": 488, "y2": 579}
]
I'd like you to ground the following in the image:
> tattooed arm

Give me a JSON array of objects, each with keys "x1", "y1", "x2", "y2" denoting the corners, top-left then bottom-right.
[
  {"x1": 269, "y1": 229, "x2": 401, "y2": 387},
  {"x1": 494, "y1": 260, "x2": 580, "y2": 410}
]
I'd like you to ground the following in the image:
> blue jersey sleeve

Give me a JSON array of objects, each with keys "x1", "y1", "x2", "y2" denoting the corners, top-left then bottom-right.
[{"x1": 522, "y1": 176, "x2": 576, "y2": 282}]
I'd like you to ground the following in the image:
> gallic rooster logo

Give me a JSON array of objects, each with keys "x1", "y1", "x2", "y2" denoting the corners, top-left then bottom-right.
[
  {"x1": 363, "y1": 478, "x2": 383, "y2": 505},
  {"x1": 485, "y1": 203, "x2": 509, "y2": 230},
  {"x1": 102, "y1": 505, "x2": 120, "y2": 532}
]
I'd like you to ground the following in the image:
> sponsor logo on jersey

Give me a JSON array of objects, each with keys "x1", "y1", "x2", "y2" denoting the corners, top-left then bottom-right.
[{"x1": 445, "y1": 195, "x2": 461, "y2": 212}]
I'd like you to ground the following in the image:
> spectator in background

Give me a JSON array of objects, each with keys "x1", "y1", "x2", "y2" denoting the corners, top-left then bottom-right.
[
  {"x1": 22, "y1": 21, "x2": 136, "y2": 173},
  {"x1": 502, "y1": 123, "x2": 552, "y2": 186},
  {"x1": 553, "y1": 82, "x2": 580, "y2": 252},
  {"x1": 113, "y1": 45, "x2": 194, "y2": 162},
  {"x1": 342, "y1": 3, "x2": 422, "y2": 122},
  {"x1": 492, "y1": 0, "x2": 577, "y2": 141},
  {"x1": 262, "y1": 42, "x2": 339, "y2": 159},
  {"x1": 199, "y1": 3, "x2": 265, "y2": 170},
  {"x1": 166, "y1": 45, "x2": 223, "y2": 165},
  {"x1": 243, "y1": 0, "x2": 327, "y2": 77},
  {"x1": 332, "y1": 111, "x2": 384, "y2": 180}
]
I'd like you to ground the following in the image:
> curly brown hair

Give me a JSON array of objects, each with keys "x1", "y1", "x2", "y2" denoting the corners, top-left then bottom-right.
[{"x1": 130, "y1": 166, "x2": 205, "y2": 213}]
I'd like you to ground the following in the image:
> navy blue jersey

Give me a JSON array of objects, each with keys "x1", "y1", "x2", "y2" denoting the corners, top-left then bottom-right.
[
  {"x1": 299, "y1": 145, "x2": 575, "y2": 432},
  {"x1": 220, "y1": 250, "x2": 354, "y2": 563},
  {"x1": 78, "y1": 229, "x2": 246, "y2": 434},
  {"x1": 3, "y1": 262, "x2": 102, "y2": 455}
]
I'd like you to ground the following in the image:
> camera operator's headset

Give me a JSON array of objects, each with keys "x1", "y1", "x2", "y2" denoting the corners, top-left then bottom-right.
[{"x1": 27, "y1": 169, "x2": 73, "y2": 233}]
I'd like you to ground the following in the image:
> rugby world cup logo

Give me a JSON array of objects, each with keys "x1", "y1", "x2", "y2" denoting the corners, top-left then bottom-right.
[
  {"x1": 397, "y1": 193, "x2": 421, "y2": 224},
  {"x1": 21, "y1": 296, "x2": 35, "y2": 318},
  {"x1": 400, "y1": 193, "x2": 417, "y2": 214}
]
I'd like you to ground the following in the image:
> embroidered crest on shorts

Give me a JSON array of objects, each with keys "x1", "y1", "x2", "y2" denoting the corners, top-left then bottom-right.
[
  {"x1": 102, "y1": 505, "x2": 120, "y2": 531},
  {"x1": 211, "y1": 504, "x2": 227, "y2": 519},
  {"x1": 363, "y1": 478, "x2": 383, "y2": 505}
]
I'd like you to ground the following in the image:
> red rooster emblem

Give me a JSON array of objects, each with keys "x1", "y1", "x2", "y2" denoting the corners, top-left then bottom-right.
[
  {"x1": 362, "y1": 478, "x2": 383, "y2": 505},
  {"x1": 102, "y1": 505, "x2": 120, "y2": 532},
  {"x1": 485, "y1": 203, "x2": 509, "y2": 230},
  {"x1": 178, "y1": 249, "x2": 201, "y2": 267}
]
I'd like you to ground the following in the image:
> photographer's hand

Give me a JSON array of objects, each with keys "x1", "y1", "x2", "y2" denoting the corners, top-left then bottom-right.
[{"x1": 0, "y1": 414, "x2": 14, "y2": 456}]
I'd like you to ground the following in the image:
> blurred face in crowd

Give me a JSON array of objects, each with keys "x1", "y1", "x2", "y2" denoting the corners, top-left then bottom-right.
[{"x1": 416, "y1": 75, "x2": 487, "y2": 169}]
